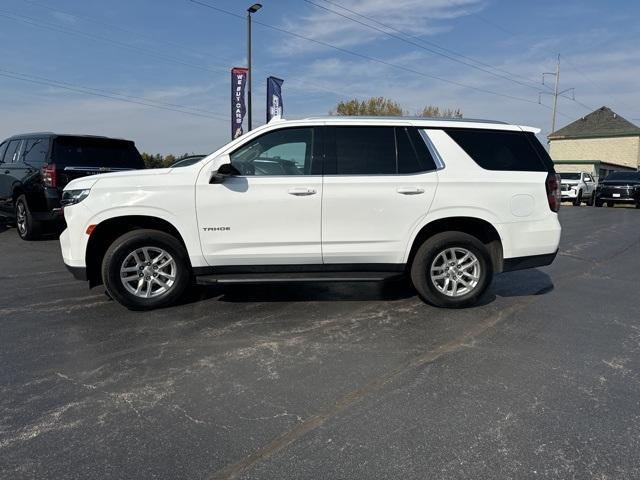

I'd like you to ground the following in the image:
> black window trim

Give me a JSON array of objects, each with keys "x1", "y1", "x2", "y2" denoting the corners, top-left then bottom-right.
[
  {"x1": 227, "y1": 126, "x2": 322, "y2": 178},
  {"x1": 323, "y1": 125, "x2": 439, "y2": 177}
]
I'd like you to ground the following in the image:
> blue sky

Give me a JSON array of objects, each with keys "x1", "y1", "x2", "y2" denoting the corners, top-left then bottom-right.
[{"x1": 1, "y1": 0, "x2": 639, "y2": 154}]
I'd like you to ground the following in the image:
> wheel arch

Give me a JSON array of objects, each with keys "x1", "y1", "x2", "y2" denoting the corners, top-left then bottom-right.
[
  {"x1": 85, "y1": 215, "x2": 189, "y2": 287},
  {"x1": 405, "y1": 216, "x2": 504, "y2": 273}
]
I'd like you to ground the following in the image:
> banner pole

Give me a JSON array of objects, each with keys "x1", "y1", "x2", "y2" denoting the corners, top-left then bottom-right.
[{"x1": 247, "y1": 11, "x2": 252, "y2": 132}]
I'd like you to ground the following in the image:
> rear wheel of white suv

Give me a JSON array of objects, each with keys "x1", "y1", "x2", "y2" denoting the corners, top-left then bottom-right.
[
  {"x1": 101, "y1": 229, "x2": 191, "y2": 310},
  {"x1": 410, "y1": 232, "x2": 493, "y2": 308}
]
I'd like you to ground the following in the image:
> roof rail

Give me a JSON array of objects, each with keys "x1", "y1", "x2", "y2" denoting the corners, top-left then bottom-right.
[{"x1": 302, "y1": 115, "x2": 508, "y2": 124}]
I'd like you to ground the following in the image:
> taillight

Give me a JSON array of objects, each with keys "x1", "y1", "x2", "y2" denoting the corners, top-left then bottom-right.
[
  {"x1": 546, "y1": 173, "x2": 561, "y2": 212},
  {"x1": 42, "y1": 164, "x2": 57, "y2": 187}
]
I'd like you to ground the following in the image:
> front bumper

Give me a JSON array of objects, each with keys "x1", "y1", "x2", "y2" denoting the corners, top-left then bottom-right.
[
  {"x1": 561, "y1": 188, "x2": 578, "y2": 199},
  {"x1": 596, "y1": 188, "x2": 639, "y2": 203}
]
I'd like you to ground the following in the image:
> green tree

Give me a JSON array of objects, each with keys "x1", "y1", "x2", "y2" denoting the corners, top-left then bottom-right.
[
  {"x1": 332, "y1": 97, "x2": 405, "y2": 116},
  {"x1": 419, "y1": 105, "x2": 463, "y2": 118}
]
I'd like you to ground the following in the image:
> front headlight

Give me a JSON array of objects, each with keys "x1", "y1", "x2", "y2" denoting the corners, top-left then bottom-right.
[{"x1": 61, "y1": 189, "x2": 91, "y2": 207}]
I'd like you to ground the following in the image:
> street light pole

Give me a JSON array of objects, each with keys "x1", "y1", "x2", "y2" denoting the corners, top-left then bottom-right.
[{"x1": 246, "y1": 3, "x2": 262, "y2": 132}]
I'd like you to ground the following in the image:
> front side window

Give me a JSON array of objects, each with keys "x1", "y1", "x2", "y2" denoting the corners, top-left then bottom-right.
[
  {"x1": 0, "y1": 142, "x2": 7, "y2": 163},
  {"x1": 230, "y1": 127, "x2": 315, "y2": 176},
  {"x1": 446, "y1": 129, "x2": 551, "y2": 172}
]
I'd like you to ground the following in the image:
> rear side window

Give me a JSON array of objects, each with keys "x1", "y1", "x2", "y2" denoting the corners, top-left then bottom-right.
[
  {"x1": 326, "y1": 126, "x2": 436, "y2": 175},
  {"x1": 334, "y1": 127, "x2": 396, "y2": 175},
  {"x1": 4, "y1": 140, "x2": 23, "y2": 163},
  {"x1": 397, "y1": 127, "x2": 437, "y2": 173},
  {"x1": 52, "y1": 137, "x2": 144, "y2": 169},
  {"x1": 445, "y1": 129, "x2": 551, "y2": 172},
  {"x1": 22, "y1": 138, "x2": 49, "y2": 166}
]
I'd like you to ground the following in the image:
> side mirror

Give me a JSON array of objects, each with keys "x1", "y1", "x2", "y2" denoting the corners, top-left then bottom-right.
[{"x1": 210, "y1": 163, "x2": 239, "y2": 184}]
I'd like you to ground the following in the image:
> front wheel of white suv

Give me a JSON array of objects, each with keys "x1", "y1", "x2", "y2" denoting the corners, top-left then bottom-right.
[
  {"x1": 101, "y1": 229, "x2": 191, "y2": 310},
  {"x1": 410, "y1": 232, "x2": 493, "y2": 308}
]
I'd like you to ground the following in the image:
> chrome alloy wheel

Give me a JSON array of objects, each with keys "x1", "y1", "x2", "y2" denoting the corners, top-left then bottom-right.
[
  {"x1": 430, "y1": 247, "x2": 480, "y2": 297},
  {"x1": 120, "y1": 247, "x2": 176, "y2": 299},
  {"x1": 16, "y1": 202, "x2": 27, "y2": 236}
]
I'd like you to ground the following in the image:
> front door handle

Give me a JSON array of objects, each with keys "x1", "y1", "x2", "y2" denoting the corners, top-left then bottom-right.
[
  {"x1": 288, "y1": 187, "x2": 317, "y2": 196},
  {"x1": 397, "y1": 187, "x2": 425, "y2": 195},
  {"x1": 3, "y1": 170, "x2": 9, "y2": 174}
]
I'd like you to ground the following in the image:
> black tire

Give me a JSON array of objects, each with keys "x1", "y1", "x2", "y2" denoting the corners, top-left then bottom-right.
[
  {"x1": 595, "y1": 200, "x2": 603, "y2": 207},
  {"x1": 14, "y1": 194, "x2": 42, "y2": 240},
  {"x1": 410, "y1": 232, "x2": 493, "y2": 308},
  {"x1": 101, "y1": 229, "x2": 191, "y2": 310},
  {"x1": 606, "y1": 202, "x2": 614, "y2": 208},
  {"x1": 573, "y1": 190, "x2": 582, "y2": 206}
]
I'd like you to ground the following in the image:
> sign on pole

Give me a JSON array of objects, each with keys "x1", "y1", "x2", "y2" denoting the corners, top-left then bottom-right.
[
  {"x1": 266, "y1": 76, "x2": 284, "y2": 122},
  {"x1": 231, "y1": 67, "x2": 248, "y2": 139}
]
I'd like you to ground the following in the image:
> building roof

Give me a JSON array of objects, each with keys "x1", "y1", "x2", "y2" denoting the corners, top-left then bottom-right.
[{"x1": 548, "y1": 106, "x2": 640, "y2": 140}]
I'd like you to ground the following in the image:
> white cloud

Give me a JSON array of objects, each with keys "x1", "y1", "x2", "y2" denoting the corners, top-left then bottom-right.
[{"x1": 274, "y1": 0, "x2": 485, "y2": 55}]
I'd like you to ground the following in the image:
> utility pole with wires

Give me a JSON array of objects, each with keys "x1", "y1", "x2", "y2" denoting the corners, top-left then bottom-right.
[{"x1": 540, "y1": 54, "x2": 575, "y2": 134}]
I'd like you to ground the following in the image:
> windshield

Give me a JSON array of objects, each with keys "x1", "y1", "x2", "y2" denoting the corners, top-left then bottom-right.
[
  {"x1": 53, "y1": 136, "x2": 144, "y2": 169},
  {"x1": 603, "y1": 171, "x2": 640, "y2": 181},
  {"x1": 560, "y1": 173, "x2": 581, "y2": 180}
]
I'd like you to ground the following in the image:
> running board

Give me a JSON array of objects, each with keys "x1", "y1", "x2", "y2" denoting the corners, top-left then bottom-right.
[{"x1": 196, "y1": 271, "x2": 403, "y2": 285}]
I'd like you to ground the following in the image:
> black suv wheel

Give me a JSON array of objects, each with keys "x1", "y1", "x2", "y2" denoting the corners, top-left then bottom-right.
[
  {"x1": 14, "y1": 195, "x2": 41, "y2": 240},
  {"x1": 410, "y1": 232, "x2": 493, "y2": 308},
  {"x1": 101, "y1": 229, "x2": 191, "y2": 310}
]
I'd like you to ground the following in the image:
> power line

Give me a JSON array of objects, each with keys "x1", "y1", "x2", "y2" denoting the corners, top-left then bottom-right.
[
  {"x1": 307, "y1": 0, "x2": 548, "y2": 93},
  {"x1": 0, "y1": 69, "x2": 227, "y2": 120},
  {"x1": 20, "y1": 0, "x2": 217, "y2": 61},
  {"x1": 0, "y1": 9, "x2": 228, "y2": 75},
  {"x1": 187, "y1": 0, "x2": 543, "y2": 107}
]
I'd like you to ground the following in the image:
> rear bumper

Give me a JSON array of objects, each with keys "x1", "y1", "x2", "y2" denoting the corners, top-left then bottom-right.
[
  {"x1": 65, "y1": 263, "x2": 87, "y2": 281},
  {"x1": 502, "y1": 250, "x2": 558, "y2": 273}
]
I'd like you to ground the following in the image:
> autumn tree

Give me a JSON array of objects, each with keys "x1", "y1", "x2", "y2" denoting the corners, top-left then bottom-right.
[
  {"x1": 331, "y1": 97, "x2": 463, "y2": 119},
  {"x1": 419, "y1": 105, "x2": 463, "y2": 118},
  {"x1": 332, "y1": 97, "x2": 405, "y2": 116}
]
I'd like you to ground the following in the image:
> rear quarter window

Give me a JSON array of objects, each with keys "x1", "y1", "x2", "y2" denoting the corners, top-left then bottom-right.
[
  {"x1": 53, "y1": 137, "x2": 144, "y2": 169},
  {"x1": 444, "y1": 129, "x2": 552, "y2": 172}
]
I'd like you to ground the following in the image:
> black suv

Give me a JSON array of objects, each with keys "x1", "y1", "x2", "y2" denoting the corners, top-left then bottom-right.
[
  {"x1": 595, "y1": 171, "x2": 640, "y2": 208},
  {"x1": 0, "y1": 133, "x2": 145, "y2": 239}
]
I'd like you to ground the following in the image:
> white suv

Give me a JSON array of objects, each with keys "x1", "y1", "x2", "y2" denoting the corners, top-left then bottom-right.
[{"x1": 60, "y1": 117, "x2": 562, "y2": 310}]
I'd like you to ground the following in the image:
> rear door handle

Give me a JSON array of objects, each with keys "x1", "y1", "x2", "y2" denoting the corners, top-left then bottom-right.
[
  {"x1": 288, "y1": 187, "x2": 317, "y2": 196},
  {"x1": 397, "y1": 187, "x2": 425, "y2": 195}
]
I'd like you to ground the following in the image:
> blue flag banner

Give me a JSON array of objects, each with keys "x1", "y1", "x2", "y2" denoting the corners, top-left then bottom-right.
[
  {"x1": 231, "y1": 67, "x2": 248, "y2": 139},
  {"x1": 266, "y1": 76, "x2": 284, "y2": 122}
]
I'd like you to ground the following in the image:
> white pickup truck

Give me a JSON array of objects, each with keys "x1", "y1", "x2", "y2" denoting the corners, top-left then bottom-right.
[{"x1": 560, "y1": 172, "x2": 596, "y2": 206}]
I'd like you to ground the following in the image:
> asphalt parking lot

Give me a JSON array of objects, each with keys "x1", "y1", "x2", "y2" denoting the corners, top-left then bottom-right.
[{"x1": 1, "y1": 206, "x2": 639, "y2": 479}]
